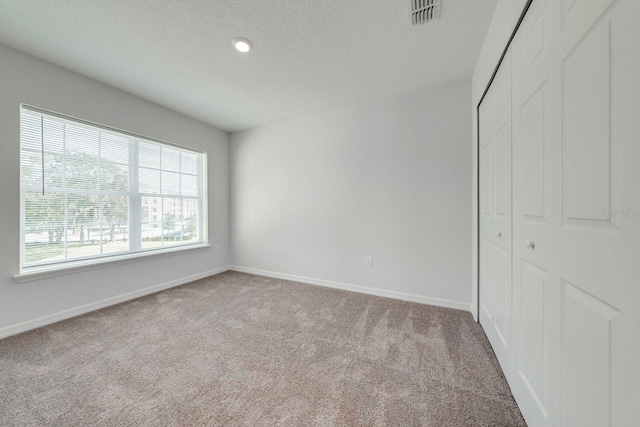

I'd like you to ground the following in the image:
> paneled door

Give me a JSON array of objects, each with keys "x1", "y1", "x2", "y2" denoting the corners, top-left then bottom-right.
[
  {"x1": 554, "y1": 0, "x2": 640, "y2": 425},
  {"x1": 479, "y1": 51, "x2": 513, "y2": 374},
  {"x1": 511, "y1": 0, "x2": 554, "y2": 425}
]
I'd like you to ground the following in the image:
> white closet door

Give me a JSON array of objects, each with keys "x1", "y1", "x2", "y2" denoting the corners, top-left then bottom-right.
[
  {"x1": 479, "y1": 51, "x2": 513, "y2": 374},
  {"x1": 511, "y1": 0, "x2": 554, "y2": 425},
  {"x1": 554, "y1": 0, "x2": 640, "y2": 425}
]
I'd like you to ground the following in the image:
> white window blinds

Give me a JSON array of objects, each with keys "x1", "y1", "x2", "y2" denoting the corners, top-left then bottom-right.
[{"x1": 20, "y1": 105, "x2": 207, "y2": 271}]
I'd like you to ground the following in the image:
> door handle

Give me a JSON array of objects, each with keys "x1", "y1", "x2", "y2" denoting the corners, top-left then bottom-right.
[
  {"x1": 526, "y1": 240, "x2": 536, "y2": 250},
  {"x1": 496, "y1": 232, "x2": 502, "y2": 238}
]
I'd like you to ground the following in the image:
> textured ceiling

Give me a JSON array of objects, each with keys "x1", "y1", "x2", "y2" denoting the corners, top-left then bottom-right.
[{"x1": 0, "y1": 0, "x2": 497, "y2": 132}]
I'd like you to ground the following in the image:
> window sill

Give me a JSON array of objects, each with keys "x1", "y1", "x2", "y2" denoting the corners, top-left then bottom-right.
[{"x1": 14, "y1": 243, "x2": 211, "y2": 283}]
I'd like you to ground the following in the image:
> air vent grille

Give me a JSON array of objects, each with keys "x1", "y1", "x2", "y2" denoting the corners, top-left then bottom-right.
[{"x1": 411, "y1": 0, "x2": 441, "y2": 25}]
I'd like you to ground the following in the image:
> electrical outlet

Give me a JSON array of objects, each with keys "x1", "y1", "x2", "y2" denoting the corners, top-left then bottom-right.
[
  {"x1": 364, "y1": 256, "x2": 373, "y2": 267},
  {"x1": 214, "y1": 244, "x2": 219, "y2": 253}
]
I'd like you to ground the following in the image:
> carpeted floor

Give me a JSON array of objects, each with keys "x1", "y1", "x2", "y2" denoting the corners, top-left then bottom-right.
[{"x1": 0, "y1": 271, "x2": 526, "y2": 426}]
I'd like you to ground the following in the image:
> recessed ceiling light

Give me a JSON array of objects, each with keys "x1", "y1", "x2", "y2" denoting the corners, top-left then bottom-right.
[{"x1": 232, "y1": 37, "x2": 253, "y2": 53}]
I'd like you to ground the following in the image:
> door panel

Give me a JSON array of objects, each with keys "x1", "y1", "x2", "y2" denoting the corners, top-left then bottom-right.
[
  {"x1": 481, "y1": 145, "x2": 493, "y2": 219},
  {"x1": 561, "y1": 280, "x2": 620, "y2": 427},
  {"x1": 520, "y1": 87, "x2": 546, "y2": 220},
  {"x1": 479, "y1": 51, "x2": 513, "y2": 375},
  {"x1": 479, "y1": 96, "x2": 494, "y2": 325},
  {"x1": 562, "y1": 18, "x2": 612, "y2": 226},
  {"x1": 493, "y1": 244, "x2": 508, "y2": 345},
  {"x1": 554, "y1": 0, "x2": 640, "y2": 425},
  {"x1": 560, "y1": 0, "x2": 614, "y2": 38},
  {"x1": 480, "y1": 238, "x2": 493, "y2": 320},
  {"x1": 493, "y1": 125, "x2": 509, "y2": 218},
  {"x1": 519, "y1": 259, "x2": 548, "y2": 405},
  {"x1": 511, "y1": 0, "x2": 554, "y2": 425}
]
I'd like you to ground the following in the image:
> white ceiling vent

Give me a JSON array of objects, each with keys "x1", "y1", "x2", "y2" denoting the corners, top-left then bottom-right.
[{"x1": 410, "y1": 0, "x2": 441, "y2": 25}]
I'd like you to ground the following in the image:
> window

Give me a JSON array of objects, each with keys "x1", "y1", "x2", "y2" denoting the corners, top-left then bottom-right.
[{"x1": 19, "y1": 105, "x2": 207, "y2": 273}]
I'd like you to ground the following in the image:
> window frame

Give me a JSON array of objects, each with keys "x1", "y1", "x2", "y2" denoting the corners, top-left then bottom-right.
[{"x1": 17, "y1": 104, "x2": 209, "y2": 281}]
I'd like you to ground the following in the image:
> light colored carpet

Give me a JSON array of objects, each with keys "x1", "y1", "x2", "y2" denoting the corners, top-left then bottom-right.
[{"x1": 0, "y1": 271, "x2": 526, "y2": 426}]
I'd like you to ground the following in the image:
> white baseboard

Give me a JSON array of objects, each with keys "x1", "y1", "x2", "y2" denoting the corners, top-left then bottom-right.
[
  {"x1": 0, "y1": 265, "x2": 232, "y2": 340},
  {"x1": 0, "y1": 265, "x2": 471, "y2": 340},
  {"x1": 230, "y1": 266, "x2": 472, "y2": 312}
]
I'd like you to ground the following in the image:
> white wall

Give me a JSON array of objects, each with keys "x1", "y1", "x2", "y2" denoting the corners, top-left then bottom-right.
[
  {"x1": 0, "y1": 44, "x2": 230, "y2": 336},
  {"x1": 471, "y1": 0, "x2": 528, "y2": 320},
  {"x1": 231, "y1": 80, "x2": 472, "y2": 309}
]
